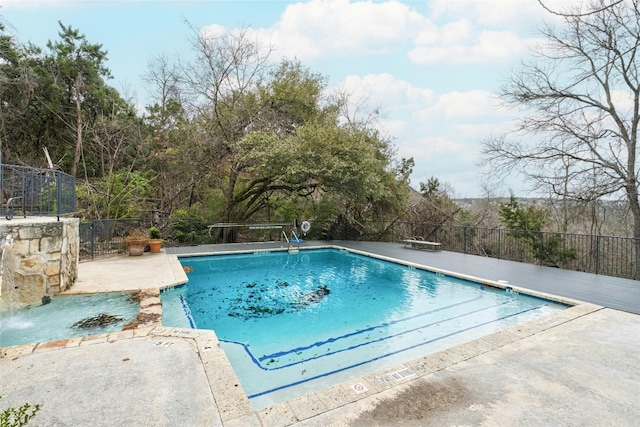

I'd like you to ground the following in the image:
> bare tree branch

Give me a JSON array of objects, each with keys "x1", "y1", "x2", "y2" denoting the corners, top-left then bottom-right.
[
  {"x1": 482, "y1": 0, "x2": 640, "y2": 240},
  {"x1": 538, "y1": 0, "x2": 625, "y2": 17}
]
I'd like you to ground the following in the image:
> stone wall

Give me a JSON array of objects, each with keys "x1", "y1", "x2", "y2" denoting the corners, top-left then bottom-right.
[{"x1": 0, "y1": 218, "x2": 79, "y2": 311}]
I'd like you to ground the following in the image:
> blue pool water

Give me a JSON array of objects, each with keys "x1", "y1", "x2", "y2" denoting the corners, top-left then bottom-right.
[
  {"x1": 161, "y1": 249, "x2": 567, "y2": 409},
  {"x1": 0, "y1": 292, "x2": 139, "y2": 348}
]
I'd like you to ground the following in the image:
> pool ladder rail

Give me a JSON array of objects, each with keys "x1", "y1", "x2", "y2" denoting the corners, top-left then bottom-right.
[{"x1": 282, "y1": 229, "x2": 301, "y2": 253}]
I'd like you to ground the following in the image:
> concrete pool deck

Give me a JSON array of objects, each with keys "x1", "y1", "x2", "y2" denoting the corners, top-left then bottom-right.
[{"x1": 1, "y1": 243, "x2": 639, "y2": 426}]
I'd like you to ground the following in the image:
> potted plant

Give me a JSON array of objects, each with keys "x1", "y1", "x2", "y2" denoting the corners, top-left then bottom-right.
[
  {"x1": 125, "y1": 229, "x2": 148, "y2": 256},
  {"x1": 148, "y1": 226, "x2": 163, "y2": 253}
]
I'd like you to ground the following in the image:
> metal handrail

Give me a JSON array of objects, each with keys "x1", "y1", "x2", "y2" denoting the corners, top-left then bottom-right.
[
  {"x1": 3, "y1": 197, "x2": 21, "y2": 220},
  {"x1": 1, "y1": 163, "x2": 77, "y2": 220}
]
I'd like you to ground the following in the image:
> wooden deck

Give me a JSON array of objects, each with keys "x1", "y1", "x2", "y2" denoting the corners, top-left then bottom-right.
[{"x1": 166, "y1": 240, "x2": 640, "y2": 315}]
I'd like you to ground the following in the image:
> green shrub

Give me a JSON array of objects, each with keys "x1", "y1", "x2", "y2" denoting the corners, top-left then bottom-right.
[
  {"x1": 149, "y1": 226, "x2": 162, "y2": 239},
  {"x1": 0, "y1": 396, "x2": 41, "y2": 427}
]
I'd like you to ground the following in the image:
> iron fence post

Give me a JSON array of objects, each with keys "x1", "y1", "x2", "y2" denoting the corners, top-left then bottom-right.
[
  {"x1": 463, "y1": 226, "x2": 467, "y2": 254},
  {"x1": 595, "y1": 234, "x2": 600, "y2": 275},
  {"x1": 631, "y1": 239, "x2": 640, "y2": 280},
  {"x1": 90, "y1": 222, "x2": 95, "y2": 259},
  {"x1": 538, "y1": 232, "x2": 544, "y2": 265},
  {"x1": 56, "y1": 171, "x2": 62, "y2": 221}
]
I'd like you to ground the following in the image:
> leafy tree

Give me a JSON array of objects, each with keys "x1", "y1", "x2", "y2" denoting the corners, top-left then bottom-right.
[
  {"x1": 0, "y1": 22, "x2": 132, "y2": 177},
  {"x1": 404, "y1": 177, "x2": 464, "y2": 241},
  {"x1": 234, "y1": 104, "x2": 406, "y2": 225},
  {"x1": 3, "y1": 19, "x2": 410, "y2": 229},
  {"x1": 215, "y1": 59, "x2": 330, "y2": 221},
  {"x1": 499, "y1": 195, "x2": 576, "y2": 267},
  {"x1": 0, "y1": 25, "x2": 43, "y2": 165},
  {"x1": 172, "y1": 25, "x2": 409, "y2": 228},
  {"x1": 164, "y1": 208, "x2": 209, "y2": 245},
  {"x1": 498, "y1": 195, "x2": 547, "y2": 239},
  {"x1": 177, "y1": 26, "x2": 273, "y2": 221},
  {"x1": 45, "y1": 22, "x2": 114, "y2": 176},
  {"x1": 300, "y1": 108, "x2": 410, "y2": 227},
  {"x1": 142, "y1": 98, "x2": 199, "y2": 217},
  {"x1": 77, "y1": 170, "x2": 154, "y2": 219},
  {"x1": 255, "y1": 58, "x2": 326, "y2": 133},
  {"x1": 482, "y1": 0, "x2": 640, "y2": 241}
]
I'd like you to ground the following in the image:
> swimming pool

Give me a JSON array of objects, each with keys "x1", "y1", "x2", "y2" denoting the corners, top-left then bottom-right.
[
  {"x1": 0, "y1": 292, "x2": 140, "y2": 348},
  {"x1": 161, "y1": 248, "x2": 567, "y2": 409}
]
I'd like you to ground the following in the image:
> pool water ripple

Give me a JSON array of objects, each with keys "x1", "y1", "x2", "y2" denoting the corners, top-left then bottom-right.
[{"x1": 161, "y1": 248, "x2": 566, "y2": 409}]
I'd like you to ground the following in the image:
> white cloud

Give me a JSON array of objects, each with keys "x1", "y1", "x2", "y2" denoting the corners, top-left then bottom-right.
[
  {"x1": 408, "y1": 28, "x2": 531, "y2": 64},
  {"x1": 216, "y1": 0, "x2": 544, "y2": 68},
  {"x1": 440, "y1": 19, "x2": 474, "y2": 44},
  {"x1": 420, "y1": 135, "x2": 472, "y2": 156},
  {"x1": 200, "y1": 24, "x2": 227, "y2": 40},
  {"x1": 477, "y1": 30, "x2": 530, "y2": 58},
  {"x1": 456, "y1": 122, "x2": 510, "y2": 138},
  {"x1": 262, "y1": 0, "x2": 425, "y2": 61},
  {"x1": 427, "y1": 0, "x2": 570, "y2": 26},
  {"x1": 610, "y1": 90, "x2": 635, "y2": 112},
  {"x1": 328, "y1": 73, "x2": 434, "y2": 134},
  {"x1": 408, "y1": 0, "x2": 564, "y2": 65},
  {"x1": 377, "y1": 119, "x2": 407, "y2": 140},
  {"x1": 405, "y1": 134, "x2": 482, "y2": 194},
  {"x1": 417, "y1": 90, "x2": 501, "y2": 120},
  {"x1": 328, "y1": 74, "x2": 514, "y2": 195},
  {"x1": 339, "y1": 73, "x2": 433, "y2": 107}
]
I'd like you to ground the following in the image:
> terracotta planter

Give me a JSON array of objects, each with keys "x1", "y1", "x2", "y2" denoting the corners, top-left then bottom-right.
[
  {"x1": 149, "y1": 239, "x2": 163, "y2": 253},
  {"x1": 127, "y1": 239, "x2": 148, "y2": 256}
]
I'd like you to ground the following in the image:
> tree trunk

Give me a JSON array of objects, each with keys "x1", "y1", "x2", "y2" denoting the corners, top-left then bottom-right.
[
  {"x1": 627, "y1": 181, "x2": 640, "y2": 280},
  {"x1": 223, "y1": 167, "x2": 239, "y2": 222},
  {"x1": 71, "y1": 76, "x2": 83, "y2": 177}
]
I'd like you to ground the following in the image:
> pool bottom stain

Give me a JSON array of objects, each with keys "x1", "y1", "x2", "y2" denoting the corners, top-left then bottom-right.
[{"x1": 162, "y1": 248, "x2": 567, "y2": 410}]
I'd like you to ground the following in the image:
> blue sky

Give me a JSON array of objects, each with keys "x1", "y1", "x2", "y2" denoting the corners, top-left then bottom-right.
[{"x1": 1, "y1": 0, "x2": 574, "y2": 197}]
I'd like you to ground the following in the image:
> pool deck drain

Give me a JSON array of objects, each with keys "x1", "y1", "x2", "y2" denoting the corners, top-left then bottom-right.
[{"x1": 1, "y1": 246, "x2": 639, "y2": 426}]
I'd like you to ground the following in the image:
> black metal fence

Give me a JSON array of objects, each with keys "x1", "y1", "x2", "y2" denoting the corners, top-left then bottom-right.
[
  {"x1": 1, "y1": 163, "x2": 76, "y2": 220},
  {"x1": 79, "y1": 218, "x2": 155, "y2": 260},
  {"x1": 366, "y1": 221, "x2": 639, "y2": 281},
  {"x1": 78, "y1": 218, "x2": 291, "y2": 260},
  {"x1": 78, "y1": 217, "x2": 638, "y2": 280}
]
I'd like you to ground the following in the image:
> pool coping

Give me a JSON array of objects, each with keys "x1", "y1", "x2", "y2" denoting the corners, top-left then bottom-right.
[
  {"x1": 166, "y1": 244, "x2": 594, "y2": 424},
  {"x1": 1, "y1": 244, "x2": 602, "y2": 426},
  {"x1": 1, "y1": 301, "x2": 604, "y2": 426}
]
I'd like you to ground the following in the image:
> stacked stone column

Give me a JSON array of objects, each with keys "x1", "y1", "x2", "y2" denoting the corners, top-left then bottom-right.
[{"x1": 0, "y1": 218, "x2": 79, "y2": 311}]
